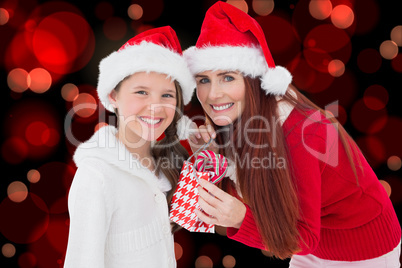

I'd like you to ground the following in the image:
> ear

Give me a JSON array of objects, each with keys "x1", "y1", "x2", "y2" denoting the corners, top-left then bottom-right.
[{"x1": 108, "y1": 90, "x2": 118, "y2": 109}]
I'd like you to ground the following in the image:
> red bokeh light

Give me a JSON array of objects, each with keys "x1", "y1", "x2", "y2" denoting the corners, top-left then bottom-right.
[
  {"x1": 2, "y1": 136, "x2": 29, "y2": 164},
  {"x1": 73, "y1": 93, "x2": 98, "y2": 118},
  {"x1": 310, "y1": 70, "x2": 357, "y2": 108},
  {"x1": 7, "y1": 68, "x2": 30, "y2": 93},
  {"x1": 379, "y1": 180, "x2": 392, "y2": 197},
  {"x1": 363, "y1": 85, "x2": 388, "y2": 111},
  {"x1": 27, "y1": 224, "x2": 68, "y2": 268},
  {"x1": 328, "y1": 59, "x2": 345, "y2": 77},
  {"x1": 198, "y1": 243, "x2": 222, "y2": 266},
  {"x1": 29, "y1": 68, "x2": 52, "y2": 93},
  {"x1": 325, "y1": 103, "x2": 347, "y2": 125},
  {"x1": 353, "y1": 0, "x2": 379, "y2": 35},
  {"x1": 32, "y1": 12, "x2": 95, "y2": 75},
  {"x1": 391, "y1": 53, "x2": 402, "y2": 73},
  {"x1": 303, "y1": 47, "x2": 333, "y2": 73},
  {"x1": 0, "y1": 7, "x2": 10, "y2": 25},
  {"x1": 289, "y1": 53, "x2": 336, "y2": 94},
  {"x1": 0, "y1": 193, "x2": 49, "y2": 244},
  {"x1": 252, "y1": 0, "x2": 274, "y2": 16},
  {"x1": 379, "y1": 40, "x2": 399, "y2": 60},
  {"x1": 24, "y1": 121, "x2": 60, "y2": 147},
  {"x1": 288, "y1": 55, "x2": 317, "y2": 90},
  {"x1": 4, "y1": 99, "x2": 61, "y2": 160},
  {"x1": 42, "y1": 128, "x2": 60, "y2": 147},
  {"x1": 256, "y1": 15, "x2": 301, "y2": 66},
  {"x1": 385, "y1": 176, "x2": 402, "y2": 205},
  {"x1": 350, "y1": 99, "x2": 387, "y2": 134},
  {"x1": 309, "y1": 0, "x2": 332, "y2": 20},
  {"x1": 134, "y1": 0, "x2": 164, "y2": 22},
  {"x1": 30, "y1": 162, "x2": 76, "y2": 214},
  {"x1": 18, "y1": 252, "x2": 37, "y2": 268},
  {"x1": 226, "y1": 0, "x2": 248, "y2": 13},
  {"x1": 303, "y1": 24, "x2": 352, "y2": 71},
  {"x1": 45, "y1": 214, "x2": 70, "y2": 254},
  {"x1": 331, "y1": 5, "x2": 354, "y2": 29},
  {"x1": 374, "y1": 117, "x2": 402, "y2": 159},
  {"x1": 292, "y1": 0, "x2": 322, "y2": 41},
  {"x1": 25, "y1": 121, "x2": 49, "y2": 146},
  {"x1": 95, "y1": 1, "x2": 114, "y2": 20},
  {"x1": 128, "y1": 4, "x2": 144, "y2": 20},
  {"x1": 356, "y1": 136, "x2": 386, "y2": 168},
  {"x1": 103, "y1": 17, "x2": 127, "y2": 41},
  {"x1": 94, "y1": 122, "x2": 109, "y2": 132},
  {"x1": 5, "y1": 3, "x2": 94, "y2": 84},
  {"x1": 5, "y1": 31, "x2": 40, "y2": 73},
  {"x1": 357, "y1": 48, "x2": 382, "y2": 73}
]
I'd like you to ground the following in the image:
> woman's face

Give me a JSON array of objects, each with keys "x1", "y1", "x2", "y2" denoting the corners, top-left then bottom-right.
[
  {"x1": 109, "y1": 72, "x2": 177, "y2": 142},
  {"x1": 196, "y1": 70, "x2": 246, "y2": 126}
]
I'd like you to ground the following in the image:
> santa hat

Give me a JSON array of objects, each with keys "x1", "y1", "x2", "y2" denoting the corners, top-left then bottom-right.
[
  {"x1": 184, "y1": 1, "x2": 292, "y2": 96},
  {"x1": 97, "y1": 26, "x2": 195, "y2": 112}
]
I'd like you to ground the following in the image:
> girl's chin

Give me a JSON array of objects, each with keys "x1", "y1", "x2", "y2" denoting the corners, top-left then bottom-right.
[{"x1": 142, "y1": 132, "x2": 164, "y2": 142}]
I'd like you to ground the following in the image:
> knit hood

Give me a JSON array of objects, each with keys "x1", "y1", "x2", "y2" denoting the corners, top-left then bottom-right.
[{"x1": 73, "y1": 125, "x2": 171, "y2": 193}]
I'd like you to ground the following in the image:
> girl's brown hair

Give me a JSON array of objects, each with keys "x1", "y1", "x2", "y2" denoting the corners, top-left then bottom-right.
[
  {"x1": 208, "y1": 76, "x2": 361, "y2": 259},
  {"x1": 114, "y1": 78, "x2": 189, "y2": 233},
  {"x1": 151, "y1": 81, "x2": 189, "y2": 215}
]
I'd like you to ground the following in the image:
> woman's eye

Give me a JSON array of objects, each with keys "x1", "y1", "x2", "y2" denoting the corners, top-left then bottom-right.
[
  {"x1": 198, "y1": 78, "x2": 210, "y2": 84},
  {"x1": 224, "y1": 76, "x2": 234, "y2": 82},
  {"x1": 135, "y1": 91, "x2": 147, "y2": 95}
]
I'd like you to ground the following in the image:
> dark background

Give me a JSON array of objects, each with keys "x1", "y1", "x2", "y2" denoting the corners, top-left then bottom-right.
[{"x1": 1, "y1": 0, "x2": 401, "y2": 267}]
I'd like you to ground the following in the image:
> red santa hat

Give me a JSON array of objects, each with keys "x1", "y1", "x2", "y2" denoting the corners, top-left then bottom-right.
[
  {"x1": 97, "y1": 26, "x2": 195, "y2": 112},
  {"x1": 184, "y1": 1, "x2": 292, "y2": 96}
]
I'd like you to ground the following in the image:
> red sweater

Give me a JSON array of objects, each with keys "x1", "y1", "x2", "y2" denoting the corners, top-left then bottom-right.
[{"x1": 226, "y1": 108, "x2": 401, "y2": 261}]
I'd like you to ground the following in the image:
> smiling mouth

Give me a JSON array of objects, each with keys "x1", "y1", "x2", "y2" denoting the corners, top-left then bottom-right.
[
  {"x1": 139, "y1": 116, "x2": 163, "y2": 125},
  {"x1": 211, "y1": 103, "x2": 234, "y2": 111}
]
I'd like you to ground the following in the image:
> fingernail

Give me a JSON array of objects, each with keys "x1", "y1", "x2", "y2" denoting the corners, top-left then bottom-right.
[{"x1": 212, "y1": 133, "x2": 216, "y2": 139}]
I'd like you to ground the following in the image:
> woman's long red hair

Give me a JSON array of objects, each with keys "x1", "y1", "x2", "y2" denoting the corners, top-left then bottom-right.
[{"x1": 208, "y1": 77, "x2": 361, "y2": 259}]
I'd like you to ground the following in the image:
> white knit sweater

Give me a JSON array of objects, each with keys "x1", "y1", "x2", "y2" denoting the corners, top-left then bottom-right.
[{"x1": 64, "y1": 126, "x2": 176, "y2": 268}]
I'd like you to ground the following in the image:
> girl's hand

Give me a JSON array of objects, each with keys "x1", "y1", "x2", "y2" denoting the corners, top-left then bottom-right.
[
  {"x1": 188, "y1": 121, "x2": 218, "y2": 154},
  {"x1": 195, "y1": 179, "x2": 246, "y2": 229}
]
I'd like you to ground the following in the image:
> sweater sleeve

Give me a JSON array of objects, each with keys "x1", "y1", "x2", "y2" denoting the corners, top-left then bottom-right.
[
  {"x1": 227, "y1": 119, "x2": 332, "y2": 255},
  {"x1": 64, "y1": 164, "x2": 111, "y2": 268},
  {"x1": 226, "y1": 204, "x2": 266, "y2": 249}
]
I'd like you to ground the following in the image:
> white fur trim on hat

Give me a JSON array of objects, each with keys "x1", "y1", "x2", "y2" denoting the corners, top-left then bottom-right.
[
  {"x1": 261, "y1": 66, "x2": 292, "y2": 96},
  {"x1": 183, "y1": 45, "x2": 291, "y2": 96},
  {"x1": 98, "y1": 41, "x2": 196, "y2": 112}
]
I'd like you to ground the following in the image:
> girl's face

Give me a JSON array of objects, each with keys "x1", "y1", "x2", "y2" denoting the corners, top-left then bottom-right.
[
  {"x1": 196, "y1": 70, "x2": 246, "y2": 126},
  {"x1": 109, "y1": 72, "x2": 177, "y2": 142}
]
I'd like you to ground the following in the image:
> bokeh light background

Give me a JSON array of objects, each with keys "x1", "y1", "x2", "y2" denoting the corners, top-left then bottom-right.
[{"x1": 1, "y1": 0, "x2": 401, "y2": 267}]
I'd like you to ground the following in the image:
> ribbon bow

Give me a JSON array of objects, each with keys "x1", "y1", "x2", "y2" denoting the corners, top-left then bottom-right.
[{"x1": 194, "y1": 150, "x2": 228, "y2": 184}]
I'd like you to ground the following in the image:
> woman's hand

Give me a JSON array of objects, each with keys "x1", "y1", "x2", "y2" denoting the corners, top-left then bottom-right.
[
  {"x1": 188, "y1": 121, "x2": 218, "y2": 154},
  {"x1": 196, "y1": 179, "x2": 246, "y2": 229}
]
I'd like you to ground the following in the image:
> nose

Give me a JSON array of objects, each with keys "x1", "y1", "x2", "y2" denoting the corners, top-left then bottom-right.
[
  {"x1": 208, "y1": 81, "x2": 224, "y2": 100},
  {"x1": 146, "y1": 95, "x2": 164, "y2": 113}
]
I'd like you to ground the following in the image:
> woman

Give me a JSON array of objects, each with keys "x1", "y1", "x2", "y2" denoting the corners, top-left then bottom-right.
[
  {"x1": 184, "y1": 2, "x2": 401, "y2": 267},
  {"x1": 64, "y1": 26, "x2": 194, "y2": 268}
]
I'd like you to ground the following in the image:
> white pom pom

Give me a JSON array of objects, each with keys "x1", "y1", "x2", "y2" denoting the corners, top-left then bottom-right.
[
  {"x1": 260, "y1": 66, "x2": 292, "y2": 96},
  {"x1": 176, "y1": 115, "x2": 193, "y2": 140}
]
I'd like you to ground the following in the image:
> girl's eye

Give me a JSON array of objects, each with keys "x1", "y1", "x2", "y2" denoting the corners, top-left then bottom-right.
[
  {"x1": 198, "y1": 78, "x2": 210, "y2": 84},
  {"x1": 162, "y1": 93, "x2": 175, "y2": 98},
  {"x1": 135, "y1": 91, "x2": 147, "y2": 95},
  {"x1": 224, "y1": 76, "x2": 234, "y2": 82}
]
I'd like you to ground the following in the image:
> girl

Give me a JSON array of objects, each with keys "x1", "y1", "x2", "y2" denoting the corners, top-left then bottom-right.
[
  {"x1": 184, "y1": 2, "x2": 401, "y2": 267},
  {"x1": 64, "y1": 26, "x2": 195, "y2": 268}
]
